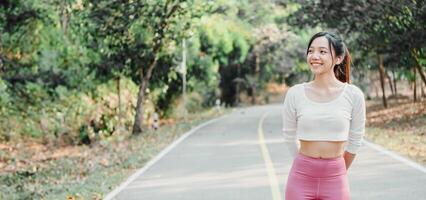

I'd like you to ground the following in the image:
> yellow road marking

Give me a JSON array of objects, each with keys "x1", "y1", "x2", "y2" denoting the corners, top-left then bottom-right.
[{"x1": 258, "y1": 112, "x2": 282, "y2": 200}]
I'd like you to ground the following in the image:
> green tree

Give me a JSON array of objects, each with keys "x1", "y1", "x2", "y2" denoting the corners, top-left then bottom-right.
[
  {"x1": 288, "y1": 0, "x2": 426, "y2": 107},
  {"x1": 85, "y1": 0, "x2": 197, "y2": 134}
]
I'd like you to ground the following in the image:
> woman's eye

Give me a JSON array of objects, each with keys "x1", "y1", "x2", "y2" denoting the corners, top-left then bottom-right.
[
  {"x1": 307, "y1": 50, "x2": 313, "y2": 53},
  {"x1": 320, "y1": 51, "x2": 327, "y2": 54}
]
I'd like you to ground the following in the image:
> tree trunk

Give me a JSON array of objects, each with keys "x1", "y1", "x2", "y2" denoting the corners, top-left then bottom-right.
[
  {"x1": 251, "y1": 85, "x2": 256, "y2": 104},
  {"x1": 374, "y1": 84, "x2": 378, "y2": 98},
  {"x1": 252, "y1": 52, "x2": 260, "y2": 105},
  {"x1": 421, "y1": 80, "x2": 425, "y2": 98},
  {"x1": 378, "y1": 54, "x2": 387, "y2": 108},
  {"x1": 411, "y1": 49, "x2": 426, "y2": 86},
  {"x1": 235, "y1": 64, "x2": 240, "y2": 105},
  {"x1": 370, "y1": 71, "x2": 378, "y2": 98},
  {"x1": 0, "y1": 54, "x2": 3, "y2": 74},
  {"x1": 60, "y1": 0, "x2": 69, "y2": 36},
  {"x1": 413, "y1": 67, "x2": 417, "y2": 102},
  {"x1": 386, "y1": 70, "x2": 394, "y2": 95},
  {"x1": 132, "y1": 57, "x2": 158, "y2": 135},
  {"x1": 391, "y1": 69, "x2": 397, "y2": 95},
  {"x1": 133, "y1": 78, "x2": 147, "y2": 135},
  {"x1": 116, "y1": 75, "x2": 123, "y2": 134}
]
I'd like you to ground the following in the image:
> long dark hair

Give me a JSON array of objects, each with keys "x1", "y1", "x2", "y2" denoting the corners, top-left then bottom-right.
[{"x1": 306, "y1": 31, "x2": 352, "y2": 83}]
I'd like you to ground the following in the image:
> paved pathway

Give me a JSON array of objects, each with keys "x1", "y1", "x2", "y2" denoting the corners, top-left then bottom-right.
[{"x1": 106, "y1": 104, "x2": 426, "y2": 200}]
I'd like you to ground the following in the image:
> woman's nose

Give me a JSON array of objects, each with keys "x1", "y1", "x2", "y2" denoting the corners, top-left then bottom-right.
[{"x1": 311, "y1": 52, "x2": 320, "y2": 59}]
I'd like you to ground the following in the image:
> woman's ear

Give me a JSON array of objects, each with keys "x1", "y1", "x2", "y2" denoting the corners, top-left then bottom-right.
[{"x1": 336, "y1": 55, "x2": 344, "y2": 65}]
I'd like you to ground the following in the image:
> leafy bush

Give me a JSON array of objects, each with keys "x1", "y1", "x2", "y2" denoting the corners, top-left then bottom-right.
[{"x1": 0, "y1": 77, "x2": 143, "y2": 144}]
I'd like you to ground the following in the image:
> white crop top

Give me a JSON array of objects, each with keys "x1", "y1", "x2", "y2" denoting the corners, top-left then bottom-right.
[{"x1": 282, "y1": 82, "x2": 366, "y2": 157}]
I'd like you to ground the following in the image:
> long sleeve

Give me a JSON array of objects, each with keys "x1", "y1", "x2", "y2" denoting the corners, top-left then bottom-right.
[
  {"x1": 282, "y1": 87, "x2": 299, "y2": 158},
  {"x1": 345, "y1": 87, "x2": 366, "y2": 154}
]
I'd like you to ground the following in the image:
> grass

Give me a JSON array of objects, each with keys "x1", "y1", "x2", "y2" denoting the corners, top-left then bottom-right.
[
  {"x1": 0, "y1": 107, "x2": 232, "y2": 200},
  {"x1": 365, "y1": 97, "x2": 426, "y2": 166}
]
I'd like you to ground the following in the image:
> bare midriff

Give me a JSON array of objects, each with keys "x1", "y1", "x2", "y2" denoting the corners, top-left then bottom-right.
[{"x1": 299, "y1": 140, "x2": 346, "y2": 159}]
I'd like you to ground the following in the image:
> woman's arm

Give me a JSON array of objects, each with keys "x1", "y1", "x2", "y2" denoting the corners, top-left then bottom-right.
[
  {"x1": 343, "y1": 151, "x2": 356, "y2": 170},
  {"x1": 282, "y1": 87, "x2": 298, "y2": 157},
  {"x1": 345, "y1": 86, "x2": 366, "y2": 169}
]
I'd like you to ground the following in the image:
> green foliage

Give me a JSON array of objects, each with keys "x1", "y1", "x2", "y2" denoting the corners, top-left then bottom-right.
[
  {"x1": 287, "y1": 0, "x2": 426, "y2": 70},
  {"x1": 194, "y1": 14, "x2": 254, "y2": 105},
  {"x1": 0, "y1": 79, "x2": 10, "y2": 108},
  {"x1": 198, "y1": 14, "x2": 253, "y2": 64},
  {"x1": 1, "y1": 0, "x2": 385, "y2": 141},
  {"x1": 0, "y1": 77, "x2": 141, "y2": 143}
]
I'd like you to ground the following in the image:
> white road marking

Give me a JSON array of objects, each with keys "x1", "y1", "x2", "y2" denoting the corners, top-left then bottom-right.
[
  {"x1": 104, "y1": 114, "x2": 229, "y2": 200},
  {"x1": 364, "y1": 139, "x2": 426, "y2": 173}
]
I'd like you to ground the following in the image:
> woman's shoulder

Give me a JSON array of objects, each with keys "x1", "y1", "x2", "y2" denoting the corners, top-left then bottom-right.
[
  {"x1": 346, "y1": 83, "x2": 365, "y2": 99},
  {"x1": 285, "y1": 83, "x2": 304, "y2": 94}
]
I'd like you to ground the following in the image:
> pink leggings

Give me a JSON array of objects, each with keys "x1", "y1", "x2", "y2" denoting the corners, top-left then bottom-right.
[{"x1": 285, "y1": 153, "x2": 350, "y2": 200}]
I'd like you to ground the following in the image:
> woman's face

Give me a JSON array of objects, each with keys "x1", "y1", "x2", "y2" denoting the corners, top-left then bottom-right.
[{"x1": 306, "y1": 36, "x2": 340, "y2": 75}]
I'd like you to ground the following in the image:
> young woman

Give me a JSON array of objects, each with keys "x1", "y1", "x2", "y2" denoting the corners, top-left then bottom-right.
[{"x1": 282, "y1": 31, "x2": 366, "y2": 200}]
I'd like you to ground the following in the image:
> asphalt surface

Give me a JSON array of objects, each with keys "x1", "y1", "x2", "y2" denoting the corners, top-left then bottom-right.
[{"x1": 108, "y1": 104, "x2": 426, "y2": 200}]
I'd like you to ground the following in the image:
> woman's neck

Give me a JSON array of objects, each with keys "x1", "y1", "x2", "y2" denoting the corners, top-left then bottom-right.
[{"x1": 311, "y1": 72, "x2": 344, "y2": 88}]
